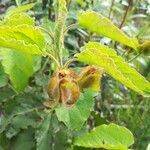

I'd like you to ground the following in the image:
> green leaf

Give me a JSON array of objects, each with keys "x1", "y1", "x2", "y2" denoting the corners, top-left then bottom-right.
[
  {"x1": 33, "y1": 56, "x2": 42, "y2": 72},
  {"x1": 0, "y1": 133, "x2": 10, "y2": 150},
  {"x1": 0, "y1": 88, "x2": 15, "y2": 103},
  {"x1": 0, "y1": 25, "x2": 46, "y2": 55},
  {"x1": 0, "y1": 145, "x2": 4, "y2": 150},
  {"x1": 55, "y1": 89, "x2": 94, "y2": 130},
  {"x1": 0, "y1": 97, "x2": 41, "y2": 134},
  {"x1": 36, "y1": 113, "x2": 51, "y2": 150},
  {"x1": 78, "y1": 11, "x2": 139, "y2": 50},
  {"x1": 0, "y1": 49, "x2": 34, "y2": 91},
  {"x1": 0, "y1": 37, "x2": 42, "y2": 55},
  {"x1": 6, "y1": 3, "x2": 35, "y2": 17},
  {"x1": 12, "y1": 129, "x2": 35, "y2": 150},
  {"x1": 2, "y1": 13, "x2": 35, "y2": 26},
  {"x1": 74, "y1": 123, "x2": 134, "y2": 150},
  {"x1": 76, "y1": 42, "x2": 150, "y2": 96},
  {"x1": 6, "y1": 126, "x2": 19, "y2": 139},
  {"x1": 0, "y1": 10, "x2": 46, "y2": 90},
  {"x1": 0, "y1": 63, "x2": 7, "y2": 87},
  {"x1": 12, "y1": 115, "x2": 38, "y2": 129},
  {"x1": 53, "y1": 125, "x2": 68, "y2": 150}
]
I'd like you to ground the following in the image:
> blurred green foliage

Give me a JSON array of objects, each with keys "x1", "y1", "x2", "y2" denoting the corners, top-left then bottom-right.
[{"x1": 0, "y1": 0, "x2": 150, "y2": 150}]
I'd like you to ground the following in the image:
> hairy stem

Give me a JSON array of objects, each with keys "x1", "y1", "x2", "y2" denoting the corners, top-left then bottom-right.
[
  {"x1": 46, "y1": 52, "x2": 60, "y2": 68},
  {"x1": 64, "y1": 23, "x2": 79, "y2": 34},
  {"x1": 40, "y1": 57, "x2": 50, "y2": 73},
  {"x1": 54, "y1": 0, "x2": 68, "y2": 67},
  {"x1": 128, "y1": 52, "x2": 142, "y2": 63},
  {"x1": 38, "y1": 27, "x2": 54, "y2": 41},
  {"x1": 64, "y1": 58, "x2": 79, "y2": 68}
]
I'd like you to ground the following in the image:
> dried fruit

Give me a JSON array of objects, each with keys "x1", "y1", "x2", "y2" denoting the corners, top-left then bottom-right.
[
  {"x1": 47, "y1": 68, "x2": 80, "y2": 107},
  {"x1": 46, "y1": 66, "x2": 103, "y2": 107},
  {"x1": 77, "y1": 65, "x2": 103, "y2": 92}
]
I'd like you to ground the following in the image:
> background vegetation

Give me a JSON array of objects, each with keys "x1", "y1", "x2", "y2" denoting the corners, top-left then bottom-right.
[{"x1": 0, "y1": 0, "x2": 150, "y2": 150}]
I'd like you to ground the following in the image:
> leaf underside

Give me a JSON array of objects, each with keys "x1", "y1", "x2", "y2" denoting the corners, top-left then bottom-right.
[{"x1": 0, "y1": 49, "x2": 34, "y2": 91}]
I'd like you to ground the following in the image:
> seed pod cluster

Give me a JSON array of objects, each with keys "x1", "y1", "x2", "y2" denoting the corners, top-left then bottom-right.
[
  {"x1": 47, "y1": 68, "x2": 80, "y2": 106},
  {"x1": 46, "y1": 66, "x2": 103, "y2": 107}
]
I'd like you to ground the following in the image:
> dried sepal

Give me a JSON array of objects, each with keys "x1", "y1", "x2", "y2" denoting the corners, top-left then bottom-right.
[
  {"x1": 77, "y1": 65, "x2": 103, "y2": 92},
  {"x1": 60, "y1": 79, "x2": 80, "y2": 105}
]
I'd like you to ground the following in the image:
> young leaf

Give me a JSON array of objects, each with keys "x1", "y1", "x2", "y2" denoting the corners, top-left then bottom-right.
[
  {"x1": 12, "y1": 115, "x2": 38, "y2": 129},
  {"x1": 54, "y1": 0, "x2": 68, "y2": 59},
  {"x1": 78, "y1": 11, "x2": 139, "y2": 50},
  {"x1": 2, "y1": 13, "x2": 34, "y2": 26},
  {"x1": 74, "y1": 123, "x2": 134, "y2": 150},
  {"x1": 76, "y1": 42, "x2": 150, "y2": 96},
  {"x1": 0, "y1": 25, "x2": 46, "y2": 55},
  {"x1": 36, "y1": 113, "x2": 51, "y2": 150},
  {"x1": 6, "y1": 3, "x2": 35, "y2": 17},
  {"x1": 55, "y1": 89, "x2": 94, "y2": 130},
  {"x1": 12, "y1": 129, "x2": 35, "y2": 150},
  {"x1": 0, "y1": 37, "x2": 42, "y2": 55},
  {"x1": 0, "y1": 12, "x2": 45, "y2": 90},
  {"x1": 0, "y1": 49, "x2": 34, "y2": 91}
]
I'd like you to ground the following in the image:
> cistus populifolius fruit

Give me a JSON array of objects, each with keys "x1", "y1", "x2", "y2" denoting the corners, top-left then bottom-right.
[
  {"x1": 47, "y1": 68, "x2": 80, "y2": 106},
  {"x1": 45, "y1": 66, "x2": 103, "y2": 107}
]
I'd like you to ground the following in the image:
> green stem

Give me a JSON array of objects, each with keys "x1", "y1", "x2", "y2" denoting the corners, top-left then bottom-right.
[
  {"x1": 121, "y1": 50, "x2": 128, "y2": 57},
  {"x1": 38, "y1": 27, "x2": 54, "y2": 41},
  {"x1": 128, "y1": 52, "x2": 142, "y2": 63},
  {"x1": 64, "y1": 58, "x2": 79, "y2": 68},
  {"x1": 46, "y1": 52, "x2": 60, "y2": 68},
  {"x1": 64, "y1": 23, "x2": 79, "y2": 34},
  {"x1": 40, "y1": 57, "x2": 49, "y2": 73}
]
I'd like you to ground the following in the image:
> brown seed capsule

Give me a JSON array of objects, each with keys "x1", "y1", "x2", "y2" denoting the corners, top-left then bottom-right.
[
  {"x1": 47, "y1": 68, "x2": 80, "y2": 107},
  {"x1": 46, "y1": 66, "x2": 103, "y2": 107}
]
